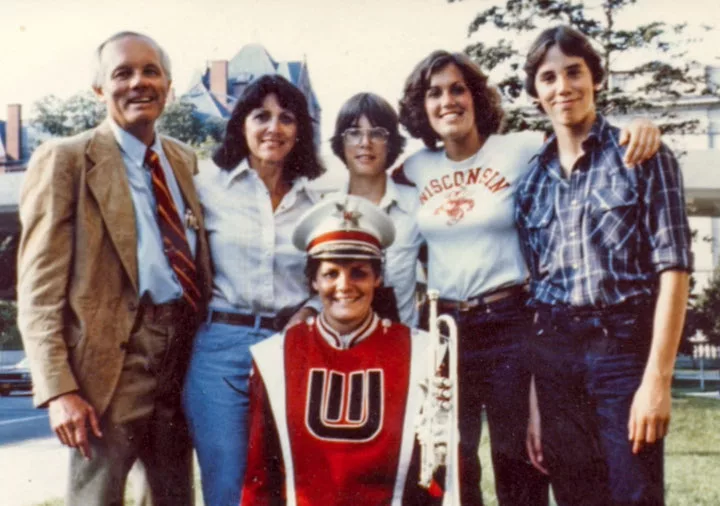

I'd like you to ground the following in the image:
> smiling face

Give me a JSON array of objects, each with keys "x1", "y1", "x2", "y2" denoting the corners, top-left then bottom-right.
[
  {"x1": 534, "y1": 44, "x2": 599, "y2": 132},
  {"x1": 424, "y1": 63, "x2": 477, "y2": 144},
  {"x1": 343, "y1": 115, "x2": 389, "y2": 178},
  {"x1": 312, "y1": 260, "x2": 382, "y2": 334},
  {"x1": 244, "y1": 93, "x2": 298, "y2": 168},
  {"x1": 93, "y1": 35, "x2": 170, "y2": 145}
]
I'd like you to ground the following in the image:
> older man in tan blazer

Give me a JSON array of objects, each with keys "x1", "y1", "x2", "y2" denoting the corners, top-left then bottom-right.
[{"x1": 17, "y1": 31, "x2": 211, "y2": 506}]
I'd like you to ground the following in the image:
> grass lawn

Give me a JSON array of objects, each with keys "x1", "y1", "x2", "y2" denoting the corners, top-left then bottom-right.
[
  {"x1": 34, "y1": 395, "x2": 719, "y2": 506},
  {"x1": 477, "y1": 394, "x2": 720, "y2": 506},
  {"x1": 663, "y1": 396, "x2": 720, "y2": 505}
]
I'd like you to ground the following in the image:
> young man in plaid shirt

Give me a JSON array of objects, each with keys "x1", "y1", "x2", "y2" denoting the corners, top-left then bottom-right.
[{"x1": 515, "y1": 25, "x2": 692, "y2": 506}]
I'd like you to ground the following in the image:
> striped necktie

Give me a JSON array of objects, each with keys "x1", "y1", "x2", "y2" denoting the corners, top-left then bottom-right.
[{"x1": 145, "y1": 148, "x2": 201, "y2": 311}]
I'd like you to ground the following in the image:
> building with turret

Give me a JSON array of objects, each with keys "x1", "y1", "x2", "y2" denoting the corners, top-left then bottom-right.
[{"x1": 180, "y1": 44, "x2": 322, "y2": 143}]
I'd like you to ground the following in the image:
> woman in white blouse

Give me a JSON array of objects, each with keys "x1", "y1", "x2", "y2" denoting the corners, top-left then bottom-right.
[{"x1": 183, "y1": 74, "x2": 325, "y2": 506}]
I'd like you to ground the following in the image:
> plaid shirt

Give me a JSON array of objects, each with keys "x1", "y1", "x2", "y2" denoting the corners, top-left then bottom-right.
[{"x1": 515, "y1": 114, "x2": 693, "y2": 308}]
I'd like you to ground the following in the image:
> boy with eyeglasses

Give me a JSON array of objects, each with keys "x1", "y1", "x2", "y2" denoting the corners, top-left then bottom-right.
[{"x1": 329, "y1": 92, "x2": 424, "y2": 327}]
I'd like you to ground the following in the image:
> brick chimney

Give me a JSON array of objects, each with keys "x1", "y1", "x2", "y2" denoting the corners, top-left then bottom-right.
[
  {"x1": 6, "y1": 104, "x2": 22, "y2": 162},
  {"x1": 209, "y1": 60, "x2": 228, "y2": 107}
]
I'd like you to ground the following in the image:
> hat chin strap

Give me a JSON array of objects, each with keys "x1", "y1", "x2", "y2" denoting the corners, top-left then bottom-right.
[
  {"x1": 308, "y1": 242, "x2": 382, "y2": 260},
  {"x1": 311, "y1": 253, "x2": 382, "y2": 260}
]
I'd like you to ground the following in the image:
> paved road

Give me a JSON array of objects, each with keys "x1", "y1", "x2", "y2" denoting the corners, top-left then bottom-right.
[
  {"x1": 0, "y1": 394, "x2": 201, "y2": 506},
  {"x1": 0, "y1": 394, "x2": 66, "y2": 506},
  {"x1": 0, "y1": 393, "x2": 51, "y2": 445}
]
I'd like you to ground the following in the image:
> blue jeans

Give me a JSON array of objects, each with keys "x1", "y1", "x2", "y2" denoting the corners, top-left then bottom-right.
[
  {"x1": 425, "y1": 294, "x2": 549, "y2": 506},
  {"x1": 528, "y1": 302, "x2": 664, "y2": 506},
  {"x1": 182, "y1": 313, "x2": 274, "y2": 506}
]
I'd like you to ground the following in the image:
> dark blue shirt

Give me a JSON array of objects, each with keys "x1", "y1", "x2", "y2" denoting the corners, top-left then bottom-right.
[{"x1": 515, "y1": 114, "x2": 692, "y2": 308}]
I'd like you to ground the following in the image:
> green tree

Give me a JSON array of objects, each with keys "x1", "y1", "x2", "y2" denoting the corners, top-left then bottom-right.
[
  {"x1": 0, "y1": 233, "x2": 17, "y2": 301},
  {"x1": 454, "y1": 0, "x2": 716, "y2": 134},
  {"x1": 679, "y1": 273, "x2": 700, "y2": 355},
  {"x1": 193, "y1": 134, "x2": 223, "y2": 160},
  {"x1": 31, "y1": 91, "x2": 106, "y2": 136},
  {"x1": 64, "y1": 92, "x2": 107, "y2": 134},
  {"x1": 690, "y1": 266, "x2": 720, "y2": 347},
  {"x1": 156, "y1": 101, "x2": 226, "y2": 156},
  {"x1": 31, "y1": 95, "x2": 68, "y2": 136},
  {"x1": 0, "y1": 301, "x2": 21, "y2": 351},
  {"x1": 157, "y1": 101, "x2": 207, "y2": 145},
  {"x1": 32, "y1": 91, "x2": 225, "y2": 158}
]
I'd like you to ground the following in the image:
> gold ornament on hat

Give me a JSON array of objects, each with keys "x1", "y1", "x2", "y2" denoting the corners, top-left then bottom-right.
[
  {"x1": 291, "y1": 194, "x2": 396, "y2": 260},
  {"x1": 334, "y1": 201, "x2": 362, "y2": 229}
]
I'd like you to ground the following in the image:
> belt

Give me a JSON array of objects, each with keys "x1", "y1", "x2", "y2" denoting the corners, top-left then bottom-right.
[
  {"x1": 210, "y1": 311, "x2": 277, "y2": 331},
  {"x1": 436, "y1": 284, "x2": 528, "y2": 312},
  {"x1": 534, "y1": 296, "x2": 653, "y2": 320},
  {"x1": 137, "y1": 298, "x2": 190, "y2": 325}
]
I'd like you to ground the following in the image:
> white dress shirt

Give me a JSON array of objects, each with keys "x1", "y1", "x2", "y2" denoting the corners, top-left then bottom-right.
[
  {"x1": 109, "y1": 119, "x2": 196, "y2": 304},
  {"x1": 335, "y1": 175, "x2": 424, "y2": 326},
  {"x1": 196, "y1": 158, "x2": 322, "y2": 315}
]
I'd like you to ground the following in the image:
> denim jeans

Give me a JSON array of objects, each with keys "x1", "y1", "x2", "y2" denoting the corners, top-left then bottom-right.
[
  {"x1": 425, "y1": 294, "x2": 549, "y2": 506},
  {"x1": 527, "y1": 303, "x2": 664, "y2": 506},
  {"x1": 182, "y1": 312, "x2": 274, "y2": 506}
]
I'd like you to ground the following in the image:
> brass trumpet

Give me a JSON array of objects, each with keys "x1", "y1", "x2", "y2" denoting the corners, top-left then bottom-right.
[{"x1": 415, "y1": 289, "x2": 460, "y2": 503}]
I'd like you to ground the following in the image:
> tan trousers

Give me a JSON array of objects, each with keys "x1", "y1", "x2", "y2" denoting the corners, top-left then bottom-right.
[{"x1": 66, "y1": 301, "x2": 196, "y2": 506}]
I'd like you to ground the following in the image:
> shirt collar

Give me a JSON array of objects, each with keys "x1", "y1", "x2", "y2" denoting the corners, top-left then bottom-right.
[
  {"x1": 379, "y1": 175, "x2": 409, "y2": 213},
  {"x1": 341, "y1": 174, "x2": 408, "y2": 214},
  {"x1": 223, "y1": 158, "x2": 311, "y2": 195},
  {"x1": 223, "y1": 158, "x2": 253, "y2": 188},
  {"x1": 583, "y1": 113, "x2": 608, "y2": 150},
  {"x1": 532, "y1": 113, "x2": 608, "y2": 167},
  {"x1": 107, "y1": 118, "x2": 162, "y2": 167},
  {"x1": 316, "y1": 311, "x2": 379, "y2": 350}
]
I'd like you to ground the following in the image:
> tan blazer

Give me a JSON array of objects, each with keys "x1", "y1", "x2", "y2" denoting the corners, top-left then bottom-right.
[{"x1": 17, "y1": 121, "x2": 212, "y2": 416}]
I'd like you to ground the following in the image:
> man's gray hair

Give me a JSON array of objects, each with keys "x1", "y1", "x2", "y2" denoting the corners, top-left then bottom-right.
[{"x1": 91, "y1": 31, "x2": 172, "y2": 88}]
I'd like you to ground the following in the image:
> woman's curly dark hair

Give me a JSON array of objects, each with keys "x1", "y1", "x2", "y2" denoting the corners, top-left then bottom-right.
[
  {"x1": 213, "y1": 74, "x2": 324, "y2": 182},
  {"x1": 398, "y1": 50, "x2": 504, "y2": 151}
]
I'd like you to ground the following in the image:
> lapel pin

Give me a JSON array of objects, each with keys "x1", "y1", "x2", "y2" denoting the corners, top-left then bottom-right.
[{"x1": 184, "y1": 208, "x2": 200, "y2": 231}]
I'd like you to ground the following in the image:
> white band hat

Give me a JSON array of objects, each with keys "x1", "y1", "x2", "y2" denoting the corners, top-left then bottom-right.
[{"x1": 292, "y1": 194, "x2": 395, "y2": 260}]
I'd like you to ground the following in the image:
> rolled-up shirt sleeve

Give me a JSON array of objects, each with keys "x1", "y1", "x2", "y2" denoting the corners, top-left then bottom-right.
[{"x1": 642, "y1": 144, "x2": 693, "y2": 274}]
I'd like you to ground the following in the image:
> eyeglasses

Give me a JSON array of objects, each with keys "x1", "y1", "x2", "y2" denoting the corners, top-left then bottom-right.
[{"x1": 341, "y1": 127, "x2": 390, "y2": 145}]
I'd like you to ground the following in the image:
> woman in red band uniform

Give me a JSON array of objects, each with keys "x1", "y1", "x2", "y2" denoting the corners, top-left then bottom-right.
[
  {"x1": 241, "y1": 194, "x2": 458, "y2": 506},
  {"x1": 395, "y1": 50, "x2": 662, "y2": 505}
]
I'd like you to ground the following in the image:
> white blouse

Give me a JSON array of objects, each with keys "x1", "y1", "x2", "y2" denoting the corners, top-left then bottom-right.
[{"x1": 196, "y1": 158, "x2": 322, "y2": 315}]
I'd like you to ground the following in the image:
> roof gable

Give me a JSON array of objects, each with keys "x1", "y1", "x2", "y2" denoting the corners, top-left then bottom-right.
[
  {"x1": 228, "y1": 44, "x2": 278, "y2": 82},
  {"x1": 182, "y1": 82, "x2": 231, "y2": 118}
]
